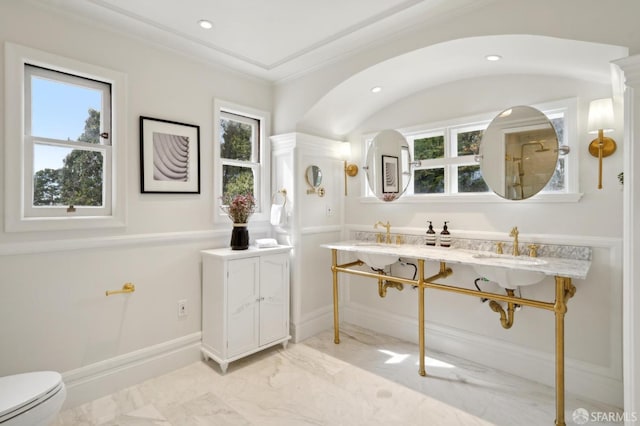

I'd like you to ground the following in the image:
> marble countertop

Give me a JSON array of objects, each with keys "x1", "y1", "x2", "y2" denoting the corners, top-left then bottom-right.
[{"x1": 321, "y1": 240, "x2": 591, "y2": 280}]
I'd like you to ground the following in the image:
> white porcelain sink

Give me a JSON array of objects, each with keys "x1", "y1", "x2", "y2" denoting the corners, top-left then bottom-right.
[
  {"x1": 471, "y1": 254, "x2": 547, "y2": 289},
  {"x1": 354, "y1": 243, "x2": 400, "y2": 269}
]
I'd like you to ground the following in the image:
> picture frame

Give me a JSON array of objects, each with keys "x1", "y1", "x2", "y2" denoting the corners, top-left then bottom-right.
[
  {"x1": 140, "y1": 116, "x2": 200, "y2": 194},
  {"x1": 381, "y1": 155, "x2": 399, "y2": 193}
]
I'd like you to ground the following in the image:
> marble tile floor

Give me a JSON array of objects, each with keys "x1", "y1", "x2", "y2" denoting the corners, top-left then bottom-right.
[{"x1": 54, "y1": 324, "x2": 622, "y2": 426}]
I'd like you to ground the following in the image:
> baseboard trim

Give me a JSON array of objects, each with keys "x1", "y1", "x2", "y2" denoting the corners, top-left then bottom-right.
[
  {"x1": 61, "y1": 332, "x2": 202, "y2": 409},
  {"x1": 343, "y1": 303, "x2": 623, "y2": 407},
  {"x1": 292, "y1": 306, "x2": 334, "y2": 343}
]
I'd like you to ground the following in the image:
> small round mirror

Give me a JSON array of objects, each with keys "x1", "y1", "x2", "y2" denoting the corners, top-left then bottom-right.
[
  {"x1": 479, "y1": 106, "x2": 559, "y2": 200},
  {"x1": 305, "y1": 165, "x2": 322, "y2": 188},
  {"x1": 364, "y1": 129, "x2": 412, "y2": 202}
]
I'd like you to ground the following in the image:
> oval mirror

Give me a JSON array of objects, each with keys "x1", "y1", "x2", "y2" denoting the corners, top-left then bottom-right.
[
  {"x1": 364, "y1": 129, "x2": 412, "y2": 202},
  {"x1": 479, "y1": 106, "x2": 559, "y2": 200},
  {"x1": 305, "y1": 165, "x2": 323, "y2": 188}
]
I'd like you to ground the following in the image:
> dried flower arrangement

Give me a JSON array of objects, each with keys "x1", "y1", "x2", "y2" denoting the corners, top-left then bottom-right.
[{"x1": 220, "y1": 193, "x2": 256, "y2": 224}]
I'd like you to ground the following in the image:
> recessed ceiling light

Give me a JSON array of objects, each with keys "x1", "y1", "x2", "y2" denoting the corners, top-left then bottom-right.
[
  {"x1": 371, "y1": 86, "x2": 382, "y2": 93},
  {"x1": 198, "y1": 19, "x2": 213, "y2": 29},
  {"x1": 485, "y1": 54, "x2": 502, "y2": 61}
]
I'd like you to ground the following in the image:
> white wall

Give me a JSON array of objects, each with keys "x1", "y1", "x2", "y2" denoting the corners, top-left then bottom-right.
[
  {"x1": 271, "y1": 134, "x2": 345, "y2": 342},
  {"x1": 0, "y1": 0, "x2": 273, "y2": 407}
]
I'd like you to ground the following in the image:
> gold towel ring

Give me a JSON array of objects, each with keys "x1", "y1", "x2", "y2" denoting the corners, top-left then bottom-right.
[{"x1": 271, "y1": 189, "x2": 287, "y2": 207}]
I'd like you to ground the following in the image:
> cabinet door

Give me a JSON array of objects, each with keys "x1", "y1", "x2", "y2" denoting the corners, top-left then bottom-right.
[
  {"x1": 259, "y1": 253, "x2": 289, "y2": 346},
  {"x1": 227, "y1": 257, "x2": 260, "y2": 357}
]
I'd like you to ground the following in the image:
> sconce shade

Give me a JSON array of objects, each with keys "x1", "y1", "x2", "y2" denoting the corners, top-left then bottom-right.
[
  {"x1": 340, "y1": 142, "x2": 352, "y2": 159},
  {"x1": 587, "y1": 98, "x2": 614, "y2": 133}
]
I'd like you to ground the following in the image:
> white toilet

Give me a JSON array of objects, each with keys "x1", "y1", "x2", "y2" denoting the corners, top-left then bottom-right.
[{"x1": 0, "y1": 371, "x2": 66, "y2": 425}]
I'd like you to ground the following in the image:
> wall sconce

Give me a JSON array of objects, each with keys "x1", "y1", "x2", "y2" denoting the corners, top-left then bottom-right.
[
  {"x1": 340, "y1": 142, "x2": 358, "y2": 196},
  {"x1": 587, "y1": 98, "x2": 616, "y2": 189},
  {"x1": 344, "y1": 161, "x2": 358, "y2": 196}
]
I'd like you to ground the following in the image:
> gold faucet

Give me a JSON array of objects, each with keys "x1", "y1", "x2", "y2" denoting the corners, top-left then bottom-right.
[
  {"x1": 374, "y1": 221, "x2": 392, "y2": 244},
  {"x1": 509, "y1": 226, "x2": 520, "y2": 256}
]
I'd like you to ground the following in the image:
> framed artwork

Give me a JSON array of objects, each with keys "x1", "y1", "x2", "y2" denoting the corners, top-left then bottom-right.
[
  {"x1": 381, "y1": 155, "x2": 399, "y2": 193},
  {"x1": 140, "y1": 116, "x2": 200, "y2": 193}
]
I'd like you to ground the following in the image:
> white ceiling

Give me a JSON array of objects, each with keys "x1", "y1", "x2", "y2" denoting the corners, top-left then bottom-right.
[
  {"x1": 32, "y1": 0, "x2": 628, "y2": 137},
  {"x1": 34, "y1": 0, "x2": 485, "y2": 82}
]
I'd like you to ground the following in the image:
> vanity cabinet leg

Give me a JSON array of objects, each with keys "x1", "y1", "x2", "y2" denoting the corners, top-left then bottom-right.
[
  {"x1": 418, "y1": 284, "x2": 426, "y2": 376},
  {"x1": 418, "y1": 259, "x2": 426, "y2": 376},
  {"x1": 219, "y1": 362, "x2": 228, "y2": 375},
  {"x1": 554, "y1": 276, "x2": 569, "y2": 426},
  {"x1": 332, "y1": 249, "x2": 340, "y2": 344}
]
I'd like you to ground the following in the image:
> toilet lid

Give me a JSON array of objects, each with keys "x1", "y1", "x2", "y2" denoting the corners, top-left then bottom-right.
[{"x1": 0, "y1": 371, "x2": 63, "y2": 418}]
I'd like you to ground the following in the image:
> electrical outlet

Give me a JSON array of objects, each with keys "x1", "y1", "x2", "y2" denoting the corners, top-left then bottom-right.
[{"x1": 177, "y1": 299, "x2": 187, "y2": 317}]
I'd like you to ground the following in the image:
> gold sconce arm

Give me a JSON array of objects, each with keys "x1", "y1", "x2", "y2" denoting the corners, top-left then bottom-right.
[
  {"x1": 344, "y1": 161, "x2": 358, "y2": 196},
  {"x1": 587, "y1": 98, "x2": 616, "y2": 190},
  {"x1": 106, "y1": 282, "x2": 135, "y2": 296},
  {"x1": 588, "y1": 129, "x2": 617, "y2": 190}
]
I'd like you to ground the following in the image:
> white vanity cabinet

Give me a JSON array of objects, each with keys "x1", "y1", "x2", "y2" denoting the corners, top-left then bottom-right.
[{"x1": 200, "y1": 246, "x2": 292, "y2": 373}]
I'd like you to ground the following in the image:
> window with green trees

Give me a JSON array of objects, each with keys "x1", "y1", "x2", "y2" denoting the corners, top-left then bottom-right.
[
  {"x1": 33, "y1": 108, "x2": 104, "y2": 207},
  {"x1": 414, "y1": 135, "x2": 445, "y2": 194},
  {"x1": 26, "y1": 65, "x2": 111, "y2": 215},
  {"x1": 409, "y1": 126, "x2": 488, "y2": 195},
  {"x1": 454, "y1": 128, "x2": 488, "y2": 193},
  {"x1": 219, "y1": 111, "x2": 260, "y2": 201}
]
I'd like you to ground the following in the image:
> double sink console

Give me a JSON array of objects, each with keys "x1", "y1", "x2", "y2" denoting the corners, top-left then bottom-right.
[{"x1": 322, "y1": 233, "x2": 591, "y2": 426}]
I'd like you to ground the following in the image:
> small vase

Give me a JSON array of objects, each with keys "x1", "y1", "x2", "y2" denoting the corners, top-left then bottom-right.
[{"x1": 230, "y1": 223, "x2": 249, "y2": 250}]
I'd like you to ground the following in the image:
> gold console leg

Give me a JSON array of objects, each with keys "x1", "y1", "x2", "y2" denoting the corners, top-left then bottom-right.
[
  {"x1": 332, "y1": 249, "x2": 340, "y2": 344},
  {"x1": 554, "y1": 276, "x2": 570, "y2": 426},
  {"x1": 418, "y1": 259, "x2": 426, "y2": 376}
]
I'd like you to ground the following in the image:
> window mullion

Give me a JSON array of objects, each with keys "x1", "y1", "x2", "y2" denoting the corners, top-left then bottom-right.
[
  {"x1": 444, "y1": 129, "x2": 453, "y2": 194},
  {"x1": 222, "y1": 158, "x2": 257, "y2": 168}
]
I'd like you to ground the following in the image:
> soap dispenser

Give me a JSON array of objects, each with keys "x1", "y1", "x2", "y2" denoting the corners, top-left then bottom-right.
[
  {"x1": 440, "y1": 221, "x2": 451, "y2": 247},
  {"x1": 425, "y1": 221, "x2": 436, "y2": 246}
]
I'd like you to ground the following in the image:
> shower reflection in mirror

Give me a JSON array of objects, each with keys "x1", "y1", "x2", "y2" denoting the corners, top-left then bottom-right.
[{"x1": 479, "y1": 105, "x2": 559, "y2": 200}]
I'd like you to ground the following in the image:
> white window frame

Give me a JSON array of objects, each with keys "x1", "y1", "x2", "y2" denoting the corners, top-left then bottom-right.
[
  {"x1": 24, "y1": 65, "x2": 112, "y2": 218},
  {"x1": 362, "y1": 98, "x2": 580, "y2": 203},
  {"x1": 4, "y1": 42, "x2": 127, "y2": 231},
  {"x1": 213, "y1": 99, "x2": 270, "y2": 224}
]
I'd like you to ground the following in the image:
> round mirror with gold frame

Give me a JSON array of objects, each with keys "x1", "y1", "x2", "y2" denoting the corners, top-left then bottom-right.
[
  {"x1": 305, "y1": 165, "x2": 325, "y2": 196},
  {"x1": 305, "y1": 165, "x2": 322, "y2": 188},
  {"x1": 479, "y1": 106, "x2": 559, "y2": 200}
]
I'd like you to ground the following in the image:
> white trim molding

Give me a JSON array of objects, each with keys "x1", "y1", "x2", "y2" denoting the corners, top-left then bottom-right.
[
  {"x1": 613, "y1": 53, "x2": 640, "y2": 424},
  {"x1": 62, "y1": 332, "x2": 202, "y2": 408},
  {"x1": 0, "y1": 223, "x2": 273, "y2": 256}
]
